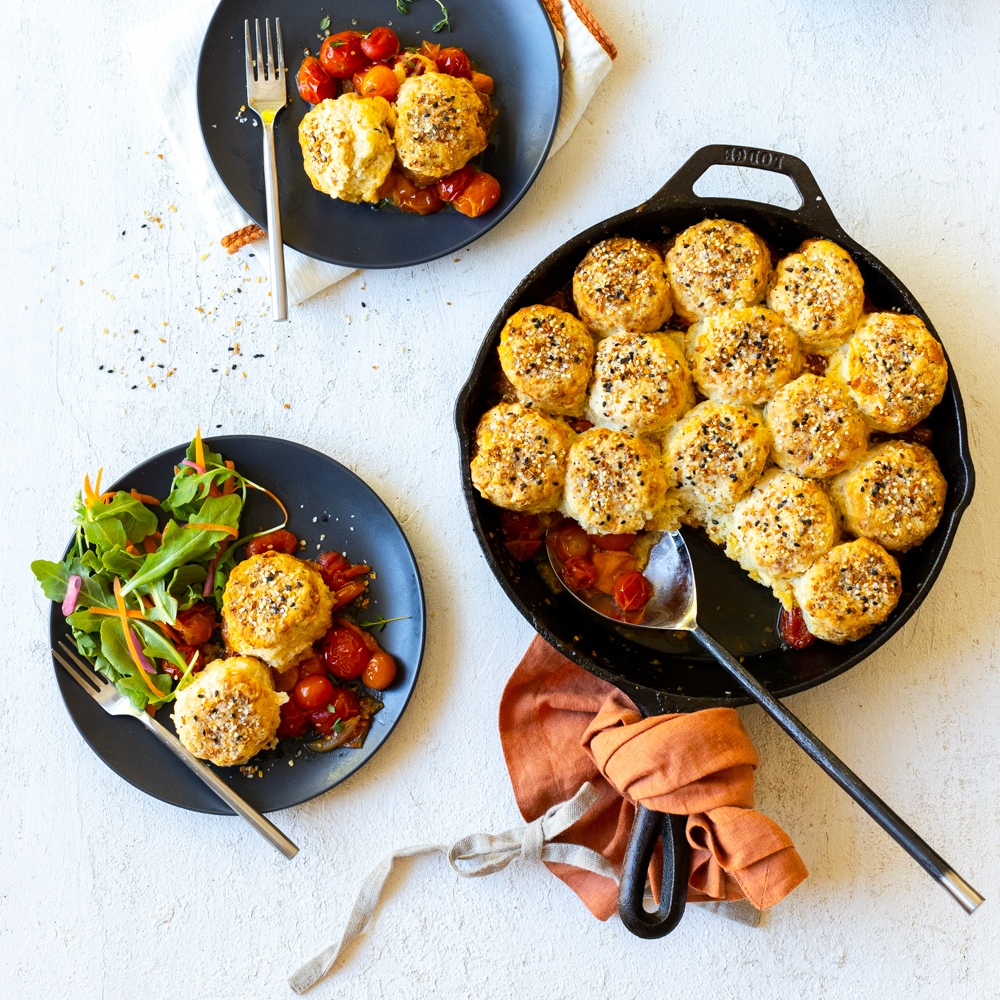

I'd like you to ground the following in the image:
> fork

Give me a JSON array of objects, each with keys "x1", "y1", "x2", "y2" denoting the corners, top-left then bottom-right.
[
  {"x1": 53, "y1": 640, "x2": 298, "y2": 859},
  {"x1": 245, "y1": 17, "x2": 288, "y2": 322}
]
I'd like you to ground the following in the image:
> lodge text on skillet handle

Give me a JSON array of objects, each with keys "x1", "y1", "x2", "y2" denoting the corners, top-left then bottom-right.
[
  {"x1": 618, "y1": 807, "x2": 690, "y2": 938},
  {"x1": 691, "y1": 625, "x2": 984, "y2": 914},
  {"x1": 649, "y1": 144, "x2": 847, "y2": 237}
]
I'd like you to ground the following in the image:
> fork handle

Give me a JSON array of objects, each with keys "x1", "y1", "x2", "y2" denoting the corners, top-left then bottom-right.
[
  {"x1": 141, "y1": 713, "x2": 298, "y2": 859},
  {"x1": 261, "y1": 118, "x2": 288, "y2": 321}
]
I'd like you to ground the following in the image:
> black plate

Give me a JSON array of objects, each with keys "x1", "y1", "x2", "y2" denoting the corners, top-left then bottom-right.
[
  {"x1": 197, "y1": 0, "x2": 562, "y2": 268},
  {"x1": 49, "y1": 436, "x2": 425, "y2": 814},
  {"x1": 456, "y1": 145, "x2": 975, "y2": 716}
]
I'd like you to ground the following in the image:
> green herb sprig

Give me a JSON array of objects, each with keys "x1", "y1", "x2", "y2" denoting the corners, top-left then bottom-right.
[{"x1": 358, "y1": 613, "x2": 412, "y2": 633}]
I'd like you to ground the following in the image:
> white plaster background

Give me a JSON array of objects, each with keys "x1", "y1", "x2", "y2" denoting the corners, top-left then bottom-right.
[{"x1": 3, "y1": 0, "x2": 999, "y2": 996}]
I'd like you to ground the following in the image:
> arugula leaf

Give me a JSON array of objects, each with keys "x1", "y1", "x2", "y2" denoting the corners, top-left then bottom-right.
[
  {"x1": 142, "y1": 577, "x2": 178, "y2": 624},
  {"x1": 162, "y1": 467, "x2": 241, "y2": 521},
  {"x1": 31, "y1": 557, "x2": 113, "y2": 608},
  {"x1": 99, "y1": 618, "x2": 172, "y2": 709},
  {"x1": 101, "y1": 545, "x2": 144, "y2": 578},
  {"x1": 66, "y1": 609, "x2": 107, "y2": 634},
  {"x1": 120, "y1": 494, "x2": 241, "y2": 596},
  {"x1": 81, "y1": 550, "x2": 103, "y2": 574},
  {"x1": 74, "y1": 632, "x2": 101, "y2": 659},
  {"x1": 74, "y1": 492, "x2": 158, "y2": 551}
]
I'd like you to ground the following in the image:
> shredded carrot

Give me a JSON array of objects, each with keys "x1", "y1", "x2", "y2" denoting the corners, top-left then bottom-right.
[
  {"x1": 187, "y1": 522, "x2": 238, "y2": 537},
  {"x1": 100, "y1": 492, "x2": 116, "y2": 504},
  {"x1": 125, "y1": 543, "x2": 139, "y2": 555},
  {"x1": 142, "y1": 535, "x2": 158, "y2": 554},
  {"x1": 113, "y1": 578, "x2": 163, "y2": 700},
  {"x1": 195, "y1": 426, "x2": 206, "y2": 471},
  {"x1": 83, "y1": 468, "x2": 105, "y2": 508},
  {"x1": 246, "y1": 481, "x2": 288, "y2": 525},
  {"x1": 222, "y1": 460, "x2": 236, "y2": 495},
  {"x1": 130, "y1": 488, "x2": 161, "y2": 506},
  {"x1": 88, "y1": 606, "x2": 146, "y2": 620}
]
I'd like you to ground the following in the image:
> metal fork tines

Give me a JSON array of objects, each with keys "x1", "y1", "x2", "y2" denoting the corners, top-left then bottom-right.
[
  {"x1": 53, "y1": 639, "x2": 298, "y2": 859},
  {"x1": 244, "y1": 17, "x2": 288, "y2": 322}
]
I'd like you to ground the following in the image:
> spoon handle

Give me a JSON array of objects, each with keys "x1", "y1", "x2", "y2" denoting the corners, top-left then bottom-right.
[{"x1": 692, "y1": 626, "x2": 984, "y2": 914}]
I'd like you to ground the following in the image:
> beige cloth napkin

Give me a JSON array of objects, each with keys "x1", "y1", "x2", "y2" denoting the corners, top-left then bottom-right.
[{"x1": 125, "y1": 0, "x2": 614, "y2": 306}]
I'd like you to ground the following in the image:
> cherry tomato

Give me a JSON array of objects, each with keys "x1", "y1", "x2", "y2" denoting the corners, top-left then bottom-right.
[
  {"x1": 297, "y1": 654, "x2": 327, "y2": 677},
  {"x1": 273, "y1": 664, "x2": 300, "y2": 693},
  {"x1": 330, "y1": 687, "x2": 360, "y2": 719},
  {"x1": 452, "y1": 172, "x2": 501, "y2": 218},
  {"x1": 778, "y1": 606, "x2": 815, "y2": 649},
  {"x1": 174, "y1": 603, "x2": 217, "y2": 645},
  {"x1": 589, "y1": 532, "x2": 637, "y2": 552},
  {"x1": 506, "y1": 537, "x2": 541, "y2": 561},
  {"x1": 245, "y1": 528, "x2": 298, "y2": 557},
  {"x1": 501, "y1": 511, "x2": 541, "y2": 537},
  {"x1": 322, "y1": 627, "x2": 370, "y2": 679},
  {"x1": 353, "y1": 63, "x2": 398, "y2": 101},
  {"x1": 435, "y1": 165, "x2": 476, "y2": 203},
  {"x1": 613, "y1": 571, "x2": 653, "y2": 612},
  {"x1": 562, "y1": 556, "x2": 599, "y2": 591},
  {"x1": 319, "y1": 31, "x2": 368, "y2": 78},
  {"x1": 363, "y1": 651, "x2": 397, "y2": 689},
  {"x1": 554, "y1": 524, "x2": 591, "y2": 563},
  {"x1": 277, "y1": 699, "x2": 310, "y2": 739},
  {"x1": 316, "y1": 550, "x2": 352, "y2": 589},
  {"x1": 296, "y1": 56, "x2": 338, "y2": 104},
  {"x1": 392, "y1": 174, "x2": 445, "y2": 215},
  {"x1": 470, "y1": 71, "x2": 494, "y2": 94},
  {"x1": 903, "y1": 423, "x2": 933, "y2": 447},
  {"x1": 435, "y1": 46, "x2": 472, "y2": 78},
  {"x1": 294, "y1": 673, "x2": 334, "y2": 711},
  {"x1": 361, "y1": 26, "x2": 399, "y2": 61}
]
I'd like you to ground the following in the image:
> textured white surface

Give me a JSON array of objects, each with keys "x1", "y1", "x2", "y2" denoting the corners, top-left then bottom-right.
[{"x1": 3, "y1": 0, "x2": 1000, "y2": 997}]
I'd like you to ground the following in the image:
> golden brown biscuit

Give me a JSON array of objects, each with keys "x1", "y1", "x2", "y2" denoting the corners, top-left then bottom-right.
[
  {"x1": 498, "y1": 305, "x2": 595, "y2": 416},
  {"x1": 298, "y1": 94, "x2": 396, "y2": 203},
  {"x1": 470, "y1": 403, "x2": 573, "y2": 513},
  {"x1": 829, "y1": 440, "x2": 947, "y2": 552},
  {"x1": 222, "y1": 552, "x2": 334, "y2": 671},
  {"x1": 765, "y1": 374, "x2": 868, "y2": 478},
  {"x1": 561, "y1": 428, "x2": 667, "y2": 534},
  {"x1": 572, "y1": 238, "x2": 673, "y2": 335},
  {"x1": 726, "y1": 468, "x2": 840, "y2": 602},
  {"x1": 171, "y1": 656, "x2": 287, "y2": 767},
  {"x1": 767, "y1": 240, "x2": 865, "y2": 352},
  {"x1": 830, "y1": 312, "x2": 948, "y2": 432},
  {"x1": 588, "y1": 331, "x2": 694, "y2": 434},
  {"x1": 394, "y1": 73, "x2": 490, "y2": 184},
  {"x1": 666, "y1": 219, "x2": 771, "y2": 324},
  {"x1": 663, "y1": 401, "x2": 770, "y2": 528},
  {"x1": 790, "y1": 537, "x2": 902, "y2": 644},
  {"x1": 685, "y1": 305, "x2": 801, "y2": 406}
]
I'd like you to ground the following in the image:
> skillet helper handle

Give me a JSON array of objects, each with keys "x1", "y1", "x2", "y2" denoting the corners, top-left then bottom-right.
[
  {"x1": 617, "y1": 807, "x2": 690, "y2": 938},
  {"x1": 692, "y1": 626, "x2": 984, "y2": 914},
  {"x1": 141, "y1": 713, "x2": 299, "y2": 860},
  {"x1": 649, "y1": 143, "x2": 846, "y2": 236}
]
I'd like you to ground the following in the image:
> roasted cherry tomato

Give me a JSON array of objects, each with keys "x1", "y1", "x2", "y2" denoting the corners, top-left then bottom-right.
[
  {"x1": 277, "y1": 699, "x2": 310, "y2": 739},
  {"x1": 174, "y1": 602, "x2": 217, "y2": 646},
  {"x1": 297, "y1": 654, "x2": 327, "y2": 677},
  {"x1": 172, "y1": 642, "x2": 201, "y2": 675},
  {"x1": 245, "y1": 528, "x2": 298, "y2": 557},
  {"x1": 316, "y1": 550, "x2": 352, "y2": 589},
  {"x1": 322, "y1": 626, "x2": 370, "y2": 679},
  {"x1": 309, "y1": 688, "x2": 359, "y2": 734},
  {"x1": 452, "y1": 172, "x2": 501, "y2": 218},
  {"x1": 501, "y1": 511, "x2": 541, "y2": 537},
  {"x1": 435, "y1": 165, "x2": 476, "y2": 202},
  {"x1": 562, "y1": 556, "x2": 599, "y2": 591},
  {"x1": 294, "y1": 673, "x2": 334, "y2": 711},
  {"x1": 296, "y1": 56, "x2": 337, "y2": 104},
  {"x1": 363, "y1": 651, "x2": 397, "y2": 690},
  {"x1": 319, "y1": 31, "x2": 368, "y2": 78},
  {"x1": 470, "y1": 71, "x2": 494, "y2": 94},
  {"x1": 273, "y1": 664, "x2": 300, "y2": 693},
  {"x1": 353, "y1": 63, "x2": 398, "y2": 101},
  {"x1": 506, "y1": 537, "x2": 541, "y2": 561},
  {"x1": 613, "y1": 571, "x2": 653, "y2": 612},
  {"x1": 361, "y1": 26, "x2": 399, "y2": 61},
  {"x1": 778, "y1": 606, "x2": 815, "y2": 649},
  {"x1": 902, "y1": 423, "x2": 933, "y2": 447},
  {"x1": 391, "y1": 173, "x2": 444, "y2": 215},
  {"x1": 435, "y1": 46, "x2": 472, "y2": 78},
  {"x1": 589, "y1": 532, "x2": 637, "y2": 552},
  {"x1": 554, "y1": 524, "x2": 591, "y2": 563}
]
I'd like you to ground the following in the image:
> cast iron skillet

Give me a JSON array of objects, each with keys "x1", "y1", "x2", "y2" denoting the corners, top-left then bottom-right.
[
  {"x1": 455, "y1": 145, "x2": 975, "y2": 935},
  {"x1": 197, "y1": 0, "x2": 562, "y2": 268}
]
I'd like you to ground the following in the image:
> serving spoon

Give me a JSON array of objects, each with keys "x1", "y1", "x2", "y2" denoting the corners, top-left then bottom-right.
[{"x1": 549, "y1": 530, "x2": 983, "y2": 935}]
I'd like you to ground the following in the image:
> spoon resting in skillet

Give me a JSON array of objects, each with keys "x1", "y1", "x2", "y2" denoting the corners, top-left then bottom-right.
[{"x1": 548, "y1": 530, "x2": 985, "y2": 937}]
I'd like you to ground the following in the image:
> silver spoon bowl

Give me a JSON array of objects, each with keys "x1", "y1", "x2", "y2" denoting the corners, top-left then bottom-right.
[{"x1": 550, "y1": 530, "x2": 983, "y2": 936}]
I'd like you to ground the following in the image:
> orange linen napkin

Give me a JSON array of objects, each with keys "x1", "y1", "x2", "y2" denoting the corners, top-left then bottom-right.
[{"x1": 500, "y1": 636, "x2": 808, "y2": 918}]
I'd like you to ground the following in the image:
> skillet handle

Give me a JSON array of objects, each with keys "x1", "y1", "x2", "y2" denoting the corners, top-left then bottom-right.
[
  {"x1": 617, "y1": 806, "x2": 689, "y2": 938},
  {"x1": 648, "y1": 143, "x2": 846, "y2": 235}
]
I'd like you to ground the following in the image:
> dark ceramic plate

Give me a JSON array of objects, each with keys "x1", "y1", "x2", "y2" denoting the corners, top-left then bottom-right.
[
  {"x1": 196, "y1": 0, "x2": 562, "y2": 268},
  {"x1": 49, "y1": 436, "x2": 425, "y2": 814},
  {"x1": 456, "y1": 145, "x2": 975, "y2": 717}
]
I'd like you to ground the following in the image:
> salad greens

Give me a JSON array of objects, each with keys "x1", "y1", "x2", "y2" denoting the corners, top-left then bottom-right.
[{"x1": 32, "y1": 431, "x2": 286, "y2": 711}]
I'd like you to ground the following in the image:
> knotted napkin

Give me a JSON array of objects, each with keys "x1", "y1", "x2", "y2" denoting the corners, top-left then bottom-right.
[
  {"x1": 125, "y1": 0, "x2": 615, "y2": 306},
  {"x1": 500, "y1": 636, "x2": 809, "y2": 917}
]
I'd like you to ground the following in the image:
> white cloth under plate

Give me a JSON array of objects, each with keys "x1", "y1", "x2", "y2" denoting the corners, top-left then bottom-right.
[{"x1": 125, "y1": 0, "x2": 613, "y2": 306}]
